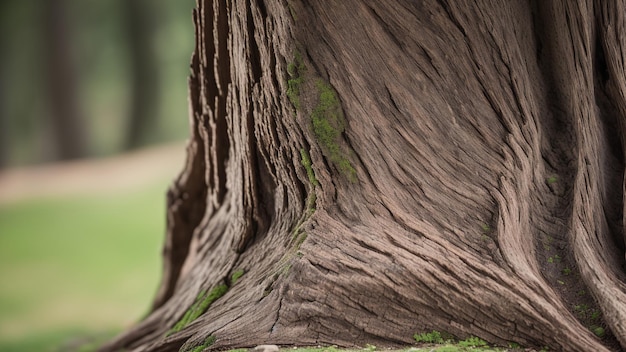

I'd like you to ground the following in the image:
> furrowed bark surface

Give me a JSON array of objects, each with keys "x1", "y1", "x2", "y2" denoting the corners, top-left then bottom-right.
[{"x1": 101, "y1": 1, "x2": 626, "y2": 351}]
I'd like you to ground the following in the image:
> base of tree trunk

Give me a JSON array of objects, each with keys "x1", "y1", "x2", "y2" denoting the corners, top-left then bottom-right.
[{"x1": 101, "y1": 1, "x2": 626, "y2": 351}]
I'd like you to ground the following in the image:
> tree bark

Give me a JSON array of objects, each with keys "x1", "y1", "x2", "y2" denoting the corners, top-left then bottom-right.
[
  {"x1": 123, "y1": 0, "x2": 160, "y2": 150},
  {"x1": 43, "y1": 0, "x2": 88, "y2": 160},
  {"x1": 0, "y1": 41, "x2": 7, "y2": 169},
  {"x1": 101, "y1": 1, "x2": 626, "y2": 351}
]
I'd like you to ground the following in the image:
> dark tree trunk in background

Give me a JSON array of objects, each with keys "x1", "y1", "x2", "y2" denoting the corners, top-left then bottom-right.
[
  {"x1": 43, "y1": 0, "x2": 87, "y2": 160},
  {"x1": 0, "y1": 40, "x2": 7, "y2": 169},
  {"x1": 102, "y1": 1, "x2": 626, "y2": 351},
  {"x1": 123, "y1": 0, "x2": 160, "y2": 150}
]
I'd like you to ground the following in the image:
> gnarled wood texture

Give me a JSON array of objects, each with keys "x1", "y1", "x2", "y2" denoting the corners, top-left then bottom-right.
[{"x1": 101, "y1": 1, "x2": 626, "y2": 351}]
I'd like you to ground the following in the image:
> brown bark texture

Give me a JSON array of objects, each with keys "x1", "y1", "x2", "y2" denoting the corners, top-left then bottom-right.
[{"x1": 101, "y1": 1, "x2": 626, "y2": 351}]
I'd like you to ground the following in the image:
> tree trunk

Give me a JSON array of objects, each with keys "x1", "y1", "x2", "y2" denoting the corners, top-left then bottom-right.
[
  {"x1": 0, "y1": 40, "x2": 7, "y2": 169},
  {"x1": 123, "y1": 0, "x2": 160, "y2": 150},
  {"x1": 101, "y1": 1, "x2": 626, "y2": 351},
  {"x1": 43, "y1": 0, "x2": 88, "y2": 160}
]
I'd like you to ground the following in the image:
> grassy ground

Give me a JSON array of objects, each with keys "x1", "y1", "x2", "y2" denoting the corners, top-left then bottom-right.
[
  {"x1": 0, "y1": 149, "x2": 179, "y2": 351},
  {"x1": 275, "y1": 347, "x2": 507, "y2": 352}
]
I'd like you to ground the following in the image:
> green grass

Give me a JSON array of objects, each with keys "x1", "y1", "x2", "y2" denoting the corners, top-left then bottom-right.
[
  {"x1": 414, "y1": 331, "x2": 445, "y2": 344},
  {"x1": 248, "y1": 345, "x2": 506, "y2": 352},
  {"x1": 0, "y1": 328, "x2": 117, "y2": 352},
  {"x1": 0, "y1": 182, "x2": 167, "y2": 351},
  {"x1": 412, "y1": 332, "x2": 501, "y2": 351},
  {"x1": 458, "y1": 336, "x2": 488, "y2": 348}
]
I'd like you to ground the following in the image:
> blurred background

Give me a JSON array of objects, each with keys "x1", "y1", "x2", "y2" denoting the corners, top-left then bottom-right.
[{"x1": 0, "y1": 0, "x2": 196, "y2": 350}]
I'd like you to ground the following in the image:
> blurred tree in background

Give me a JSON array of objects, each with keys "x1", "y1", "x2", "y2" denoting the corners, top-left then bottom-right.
[
  {"x1": 0, "y1": 0, "x2": 195, "y2": 167},
  {"x1": 44, "y1": 0, "x2": 88, "y2": 160},
  {"x1": 123, "y1": 0, "x2": 160, "y2": 150},
  {"x1": 0, "y1": 5, "x2": 7, "y2": 169}
]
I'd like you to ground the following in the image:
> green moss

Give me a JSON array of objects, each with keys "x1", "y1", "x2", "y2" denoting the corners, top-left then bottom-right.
[
  {"x1": 170, "y1": 285, "x2": 229, "y2": 334},
  {"x1": 575, "y1": 303, "x2": 588, "y2": 312},
  {"x1": 590, "y1": 310, "x2": 601, "y2": 320},
  {"x1": 312, "y1": 80, "x2": 343, "y2": 149},
  {"x1": 287, "y1": 1, "x2": 297, "y2": 21},
  {"x1": 306, "y1": 192, "x2": 317, "y2": 214},
  {"x1": 591, "y1": 326, "x2": 605, "y2": 338},
  {"x1": 337, "y1": 158, "x2": 357, "y2": 181},
  {"x1": 299, "y1": 148, "x2": 318, "y2": 219},
  {"x1": 548, "y1": 255, "x2": 562, "y2": 264},
  {"x1": 295, "y1": 231, "x2": 308, "y2": 248},
  {"x1": 192, "y1": 285, "x2": 228, "y2": 319},
  {"x1": 283, "y1": 263, "x2": 293, "y2": 274},
  {"x1": 186, "y1": 335, "x2": 216, "y2": 352},
  {"x1": 231, "y1": 269, "x2": 245, "y2": 284},
  {"x1": 287, "y1": 52, "x2": 305, "y2": 110},
  {"x1": 285, "y1": 50, "x2": 356, "y2": 182},
  {"x1": 311, "y1": 79, "x2": 356, "y2": 182},
  {"x1": 300, "y1": 148, "x2": 319, "y2": 187}
]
